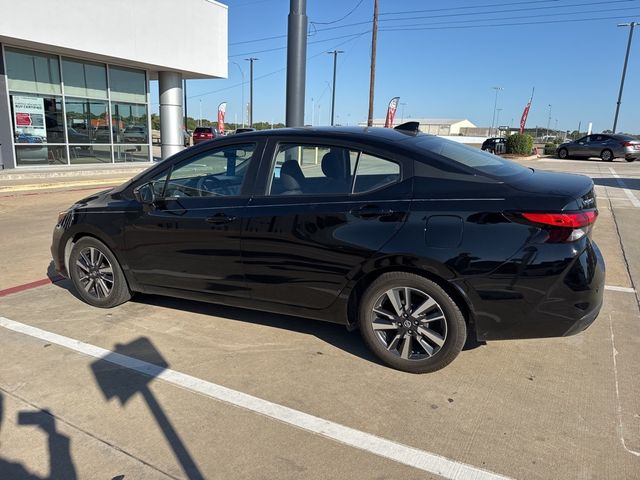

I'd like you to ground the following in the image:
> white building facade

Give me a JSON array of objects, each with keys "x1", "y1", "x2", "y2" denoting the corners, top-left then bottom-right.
[{"x1": 0, "y1": 0, "x2": 227, "y2": 169}]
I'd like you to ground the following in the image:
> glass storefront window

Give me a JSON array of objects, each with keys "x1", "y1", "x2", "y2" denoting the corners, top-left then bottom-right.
[
  {"x1": 109, "y1": 66, "x2": 146, "y2": 103},
  {"x1": 115, "y1": 145, "x2": 149, "y2": 163},
  {"x1": 62, "y1": 58, "x2": 107, "y2": 99},
  {"x1": 111, "y1": 102, "x2": 148, "y2": 144},
  {"x1": 69, "y1": 145, "x2": 112, "y2": 164},
  {"x1": 64, "y1": 97, "x2": 111, "y2": 143},
  {"x1": 9, "y1": 93, "x2": 65, "y2": 144},
  {"x1": 5, "y1": 47, "x2": 61, "y2": 95},
  {"x1": 15, "y1": 145, "x2": 67, "y2": 166}
]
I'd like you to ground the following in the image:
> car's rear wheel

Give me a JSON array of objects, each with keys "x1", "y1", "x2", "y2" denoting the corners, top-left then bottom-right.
[
  {"x1": 358, "y1": 272, "x2": 466, "y2": 373},
  {"x1": 69, "y1": 237, "x2": 131, "y2": 308},
  {"x1": 626, "y1": 157, "x2": 636, "y2": 163},
  {"x1": 558, "y1": 148, "x2": 568, "y2": 159},
  {"x1": 601, "y1": 149, "x2": 614, "y2": 162}
]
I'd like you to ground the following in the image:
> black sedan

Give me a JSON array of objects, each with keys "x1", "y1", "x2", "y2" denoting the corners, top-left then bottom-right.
[{"x1": 51, "y1": 125, "x2": 605, "y2": 373}]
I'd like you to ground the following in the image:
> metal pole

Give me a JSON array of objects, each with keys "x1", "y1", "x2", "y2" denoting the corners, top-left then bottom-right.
[
  {"x1": 367, "y1": 0, "x2": 379, "y2": 127},
  {"x1": 613, "y1": 22, "x2": 636, "y2": 133},
  {"x1": 546, "y1": 104, "x2": 552, "y2": 137},
  {"x1": 183, "y1": 79, "x2": 188, "y2": 131},
  {"x1": 490, "y1": 86, "x2": 502, "y2": 137},
  {"x1": 286, "y1": 0, "x2": 308, "y2": 127},
  {"x1": 328, "y1": 50, "x2": 343, "y2": 126},
  {"x1": 245, "y1": 57, "x2": 258, "y2": 127},
  {"x1": 231, "y1": 61, "x2": 246, "y2": 127}
]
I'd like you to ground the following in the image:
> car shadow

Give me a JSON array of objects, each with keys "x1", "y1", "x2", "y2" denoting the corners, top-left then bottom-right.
[
  {"x1": 47, "y1": 261, "x2": 481, "y2": 363},
  {"x1": 593, "y1": 177, "x2": 640, "y2": 191}
]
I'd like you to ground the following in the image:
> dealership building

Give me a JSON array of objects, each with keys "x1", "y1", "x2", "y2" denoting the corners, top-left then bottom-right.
[{"x1": 0, "y1": 0, "x2": 227, "y2": 169}]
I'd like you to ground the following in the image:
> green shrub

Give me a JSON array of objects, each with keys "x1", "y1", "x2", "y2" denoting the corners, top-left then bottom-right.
[
  {"x1": 506, "y1": 133, "x2": 534, "y2": 155},
  {"x1": 544, "y1": 143, "x2": 557, "y2": 155}
]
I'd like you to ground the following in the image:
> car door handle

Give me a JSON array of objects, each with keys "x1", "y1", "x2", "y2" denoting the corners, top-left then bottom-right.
[
  {"x1": 350, "y1": 205, "x2": 395, "y2": 219},
  {"x1": 205, "y1": 213, "x2": 237, "y2": 224}
]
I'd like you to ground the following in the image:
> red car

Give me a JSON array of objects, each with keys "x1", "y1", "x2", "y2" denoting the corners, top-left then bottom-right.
[{"x1": 192, "y1": 126, "x2": 219, "y2": 145}]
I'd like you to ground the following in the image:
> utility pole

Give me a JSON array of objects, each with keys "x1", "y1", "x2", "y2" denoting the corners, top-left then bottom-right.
[
  {"x1": 367, "y1": 0, "x2": 379, "y2": 127},
  {"x1": 286, "y1": 0, "x2": 308, "y2": 127},
  {"x1": 328, "y1": 50, "x2": 343, "y2": 126},
  {"x1": 546, "y1": 104, "x2": 552, "y2": 137},
  {"x1": 613, "y1": 22, "x2": 636, "y2": 133},
  {"x1": 245, "y1": 57, "x2": 258, "y2": 127},
  {"x1": 490, "y1": 86, "x2": 503, "y2": 137},
  {"x1": 399, "y1": 102, "x2": 407, "y2": 123}
]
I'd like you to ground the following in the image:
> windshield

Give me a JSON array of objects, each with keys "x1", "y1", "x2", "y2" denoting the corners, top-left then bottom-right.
[{"x1": 410, "y1": 136, "x2": 529, "y2": 178}]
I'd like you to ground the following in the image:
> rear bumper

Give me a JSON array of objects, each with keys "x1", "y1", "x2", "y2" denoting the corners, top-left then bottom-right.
[{"x1": 463, "y1": 238, "x2": 605, "y2": 341}]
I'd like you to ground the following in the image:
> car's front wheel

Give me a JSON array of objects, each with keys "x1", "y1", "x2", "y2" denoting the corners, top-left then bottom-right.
[
  {"x1": 69, "y1": 237, "x2": 131, "y2": 308},
  {"x1": 558, "y1": 147, "x2": 569, "y2": 159},
  {"x1": 358, "y1": 272, "x2": 466, "y2": 373}
]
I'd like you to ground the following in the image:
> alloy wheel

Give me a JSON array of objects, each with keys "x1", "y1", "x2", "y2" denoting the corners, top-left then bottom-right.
[
  {"x1": 75, "y1": 247, "x2": 114, "y2": 299},
  {"x1": 370, "y1": 287, "x2": 448, "y2": 360}
]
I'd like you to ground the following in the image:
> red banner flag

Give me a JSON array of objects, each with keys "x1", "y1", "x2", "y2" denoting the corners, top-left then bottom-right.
[
  {"x1": 217, "y1": 102, "x2": 227, "y2": 134},
  {"x1": 519, "y1": 101, "x2": 531, "y2": 134},
  {"x1": 384, "y1": 97, "x2": 400, "y2": 128}
]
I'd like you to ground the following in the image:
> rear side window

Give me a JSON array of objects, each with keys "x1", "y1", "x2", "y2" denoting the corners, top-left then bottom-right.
[
  {"x1": 353, "y1": 153, "x2": 400, "y2": 194},
  {"x1": 411, "y1": 136, "x2": 528, "y2": 178}
]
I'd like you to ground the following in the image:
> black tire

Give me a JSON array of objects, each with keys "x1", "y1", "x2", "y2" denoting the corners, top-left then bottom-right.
[
  {"x1": 69, "y1": 237, "x2": 131, "y2": 308},
  {"x1": 626, "y1": 157, "x2": 636, "y2": 163},
  {"x1": 600, "y1": 149, "x2": 614, "y2": 162},
  {"x1": 558, "y1": 148, "x2": 569, "y2": 159},
  {"x1": 358, "y1": 272, "x2": 467, "y2": 373}
]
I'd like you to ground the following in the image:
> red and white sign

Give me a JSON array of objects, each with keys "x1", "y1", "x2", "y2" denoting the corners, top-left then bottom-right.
[
  {"x1": 384, "y1": 97, "x2": 400, "y2": 128},
  {"x1": 519, "y1": 101, "x2": 531, "y2": 134},
  {"x1": 12, "y1": 95, "x2": 46, "y2": 141},
  {"x1": 217, "y1": 102, "x2": 227, "y2": 134}
]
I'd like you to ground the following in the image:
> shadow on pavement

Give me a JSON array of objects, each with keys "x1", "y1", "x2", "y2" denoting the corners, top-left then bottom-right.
[
  {"x1": 0, "y1": 392, "x2": 78, "y2": 480},
  {"x1": 593, "y1": 177, "x2": 640, "y2": 191},
  {"x1": 90, "y1": 337, "x2": 204, "y2": 480}
]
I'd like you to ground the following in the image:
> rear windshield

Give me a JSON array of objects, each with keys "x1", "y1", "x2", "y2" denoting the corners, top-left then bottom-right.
[
  {"x1": 410, "y1": 136, "x2": 529, "y2": 177},
  {"x1": 194, "y1": 127, "x2": 213, "y2": 134}
]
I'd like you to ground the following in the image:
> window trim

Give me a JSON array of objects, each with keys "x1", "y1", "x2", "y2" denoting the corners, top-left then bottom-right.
[
  {"x1": 261, "y1": 140, "x2": 403, "y2": 199},
  {"x1": 159, "y1": 142, "x2": 260, "y2": 200}
]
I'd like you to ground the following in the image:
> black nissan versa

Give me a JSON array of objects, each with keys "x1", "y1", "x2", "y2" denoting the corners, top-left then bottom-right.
[{"x1": 51, "y1": 124, "x2": 605, "y2": 373}]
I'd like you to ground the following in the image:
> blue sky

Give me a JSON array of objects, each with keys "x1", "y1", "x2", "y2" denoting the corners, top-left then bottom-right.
[{"x1": 151, "y1": 0, "x2": 640, "y2": 133}]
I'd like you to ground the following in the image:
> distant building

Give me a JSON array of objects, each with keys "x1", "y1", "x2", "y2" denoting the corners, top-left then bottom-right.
[
  {"x1": 361, "y1": 118, "x2": 478, "y2": 136},
  {"x1": 0, "y1": 0, "x2": 227, "y2": 169}
]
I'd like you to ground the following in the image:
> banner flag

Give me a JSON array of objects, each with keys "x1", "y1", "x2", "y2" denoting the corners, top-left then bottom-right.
[
  {"x1": 218, "y1": 102, "x2": 227, "y2": 134},
  {"x1": 384, "y1": 97, "x2": 400, "y2": 128},
  {"x1": 519, "y1": 88, "x2": 535, "y2": 134}
]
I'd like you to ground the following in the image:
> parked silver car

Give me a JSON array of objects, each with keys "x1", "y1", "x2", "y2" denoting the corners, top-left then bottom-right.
[{"x1": 557, "y1": 134, "x2": 639, "y2": 162}]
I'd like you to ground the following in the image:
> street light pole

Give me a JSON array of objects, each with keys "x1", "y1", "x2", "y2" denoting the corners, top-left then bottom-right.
[
  {"x1": 496, "y1": 108, "x2": 503, "y2": 135},
  {"x1": 490, "y1": 86, "x2": 503, "y2": 137},
  {"x1": 231, "y1": 61, "x2": 246, "y2": 127},
  {"x1": 399, "y1": 102, "x2": 407, "y2": 123},
  {"x1": 546, "y1": 104, "x2": 552, "y2": 137},
  {"x1": 245, "y1": 57, "x2": 258, "y2": 127},
  {"x1": 328, "y1": 50, "x2": 343, "y2": 126},
  {"x1": 613, "y1": 22, "x2": 636, "y2": 133}
]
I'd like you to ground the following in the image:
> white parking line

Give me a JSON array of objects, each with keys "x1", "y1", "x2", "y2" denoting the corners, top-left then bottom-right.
[
  {"x1": 0, "y1": 316, "x2": 511, "y2": 480},
  {"x1": 605, "y1": 285, "x2": 636, "y2": 293},
  {"x1": 608, "y1": 168, "x2": 640, "y2": 208}
]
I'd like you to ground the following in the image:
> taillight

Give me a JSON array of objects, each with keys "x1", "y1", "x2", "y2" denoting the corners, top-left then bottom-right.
[
  {"x1": 205, "y1": 132, "x2": 213, "y2": 138},
  {"x1": 517, "y1": 210, "x2": 598, "y2": 242},
  {"x1": 623, "y1": 141, "x2": 632, "y2": 147}
]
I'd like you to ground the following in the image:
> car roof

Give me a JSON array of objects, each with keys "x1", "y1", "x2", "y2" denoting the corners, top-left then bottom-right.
[{"x1": 225, "y1": 126, "x2": 430, "y2": 146}]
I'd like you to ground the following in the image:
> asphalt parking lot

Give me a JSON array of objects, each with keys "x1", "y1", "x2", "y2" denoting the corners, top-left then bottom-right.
[{"x1": 1, "y1": 157, "x2": 639, "y2": 479}]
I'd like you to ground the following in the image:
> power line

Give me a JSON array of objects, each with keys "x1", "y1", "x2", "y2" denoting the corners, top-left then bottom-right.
[
  {"x1": 310, "y1": 0, "x2": 366, "y2": 25},
  {"x1": 229, "y1": 31, "x2": 368, "y2": 58},
  {"x1": 380, "y1": 0, "x2": 632, "y2": 16},
  {"x1": 379, "y1": 0, "x2": 637, "y2": 22},
  {"x1": 379, "y1": 13, "x2": 640, "y2": 31},
  {"x1": 186, "y1": 31, "x2": 370, "y2": 101},
  {"x1": 383, "y1": 5, "x2": 640, "y2": 29}
]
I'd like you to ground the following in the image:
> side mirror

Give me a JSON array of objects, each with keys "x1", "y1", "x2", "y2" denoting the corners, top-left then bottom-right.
[{"x1": 134, "y1": 182, "x2": 156, "y2": 205}]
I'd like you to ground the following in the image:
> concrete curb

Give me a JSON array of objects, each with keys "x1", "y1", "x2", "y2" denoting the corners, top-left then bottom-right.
[{"x1": 0, "y1": 178, "x2": 132, "y2": 193}]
